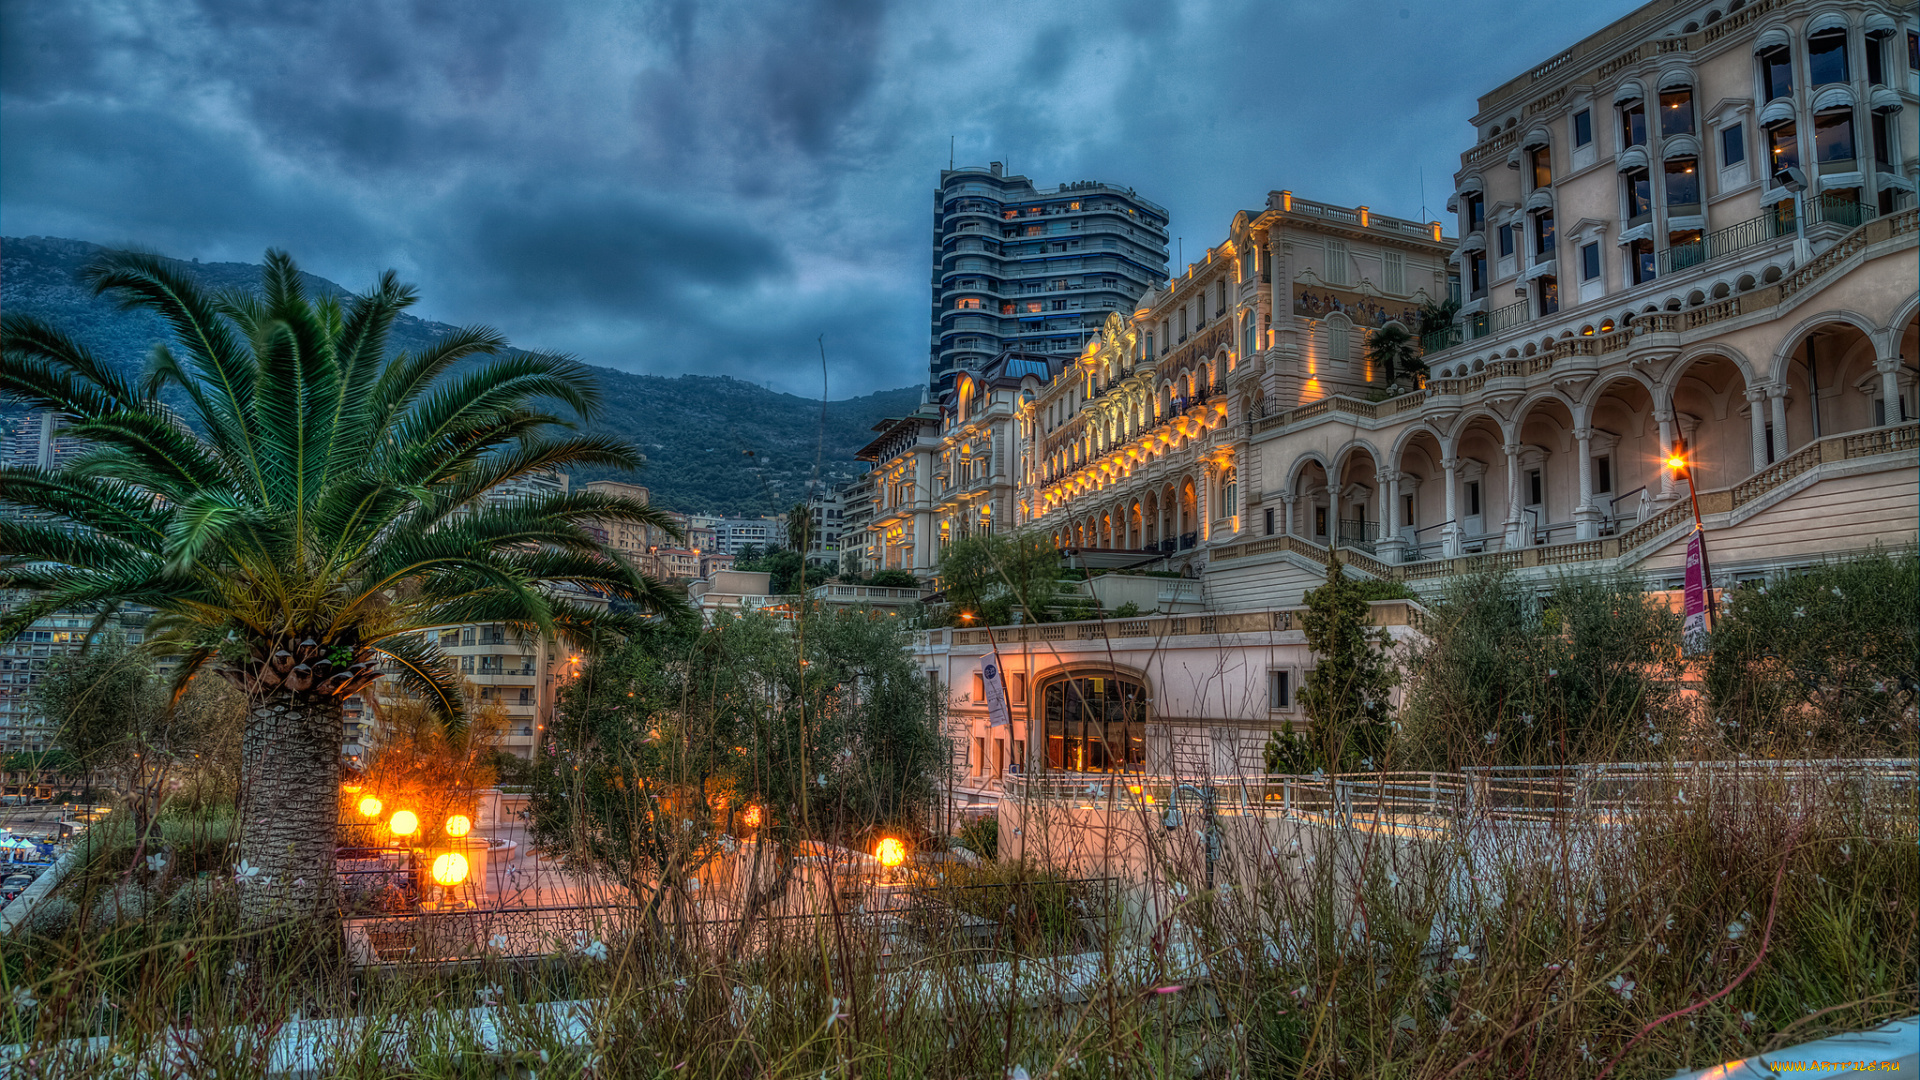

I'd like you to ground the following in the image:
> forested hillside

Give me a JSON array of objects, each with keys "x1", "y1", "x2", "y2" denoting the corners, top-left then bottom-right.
[{"x1": 2, "y1": 237, "x2": 921, "y2": 515}]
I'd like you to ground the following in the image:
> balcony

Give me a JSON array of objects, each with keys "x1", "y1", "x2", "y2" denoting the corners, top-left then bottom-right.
[{"x1": 1656, "y1": 207, "x2": 1796, "y2": 277}]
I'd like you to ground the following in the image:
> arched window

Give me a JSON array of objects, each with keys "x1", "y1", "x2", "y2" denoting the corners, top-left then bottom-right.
[
  {"x1": 1221, "y1": 467, "x2": 1238, "y2": 517},
  {"x1": 1039, "y1": 673, "x2": 1148, "y2": 773},
  {"x1": 1243, "y1": 312, "x2": 1257, "y2": 356}
]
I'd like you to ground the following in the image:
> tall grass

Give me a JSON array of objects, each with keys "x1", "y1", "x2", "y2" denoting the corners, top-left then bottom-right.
[{"x1": 2, "y1": 756, "x2": 1911, "y2": 1078}]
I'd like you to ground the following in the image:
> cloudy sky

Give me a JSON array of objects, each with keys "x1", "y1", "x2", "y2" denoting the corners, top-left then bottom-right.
[{"x1": 4, "y1": 0, "x2": 1641, "y2": 397}]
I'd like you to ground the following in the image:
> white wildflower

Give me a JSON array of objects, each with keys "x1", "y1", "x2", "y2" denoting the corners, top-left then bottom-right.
[
  {"x1": 227, "y1": 960, "x2": 248, "y2": 978},
  {"x1": 1452, "y1": 944, "x2": 1475, "y2": 963},
  {"x1": 1831, "y1": 587, "x2": 1843, "y2": 598},
  {"x1": 1665, "y1": 914, "x2": 1675, "y2": 931},
  {"x1": 478, "y1": 984, "x2": 505, "y2": 1006},
  {"x1": 1726, "y1": 920, "x2": 1747, "y2": 941},
  {"x1": 1169, "y1": 881, "x2": 1189, "y2": 900},
  {"x1": 1741, "y1": 1010, "x2": 1756, "y2": 1027},
  {"x1": 1482, "y1": 731, "x2": 1496, "y2": 746},
  {"x1": 232, "y1": 859, "x2": 261, "y2": 883},
  {"x1": 1675, "y1": 788, "x2": 1688, "y2": 804},
  {"x1": 1794, "y1": 607, "x2": 1806, "y2": 618},
  {"x1": 579, "y1": 939, "x2": 609, "y2": 962},
  {"x1": 146, "y1": 852, "x2": 168, "y2": 873},
  {"x1": 1577, "y1": 1041, "x2": 1593, "y2": 1060},
  {"x1": 1006, "y1": 1068, "x2": 1031, "y2": 1080},
  {"x1": 11, "y1": 987, "x2": 35, "y2": 1011},
  {"x1": 1607, "y1": 975, "x2": 1635, "y2": 1001},
  {"x1": 1839, "y1": 843, "x2": 1851, "y2": 858},
  {"x1": 488, "y1": 934, "x2": 510, "y2": 952},
  {"x1": 825, "y1": 997, "x2": 848, "y2": 1029},
  {"x1": 1386, "y1": 869, "x2": 1401, "y2": 887}
]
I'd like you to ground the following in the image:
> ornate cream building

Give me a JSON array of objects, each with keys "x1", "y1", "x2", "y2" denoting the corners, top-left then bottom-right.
[{"x1": 921, "y1": 0, "x2": 1919, "y2": 795}]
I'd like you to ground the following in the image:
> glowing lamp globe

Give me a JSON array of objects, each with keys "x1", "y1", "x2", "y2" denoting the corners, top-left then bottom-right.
[
  {"x1": 357, "y1": 796, "x2": 383, "y2": 819},
  {"x1": 444, "y1": 814, "x2": 472, "y2": 838},
  {"x1": 740, "y1": 804, "x2": 763, "y2": 829},
  {"x1": 430, "y1": 851, "x2": 469, "y2": 887},
  {"x1": 388, "y1": 810, "x2": 419, "y2": 838},
  {"x1": 874, "y1": 837, "x2": 907, "y2": 869}
]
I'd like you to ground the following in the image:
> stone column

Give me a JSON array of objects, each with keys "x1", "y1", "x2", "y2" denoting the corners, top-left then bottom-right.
[
  {"x1": 1572, "y1": 427, "x2": 1600, "y2": 540},
  {"x1": 1440, "y1": 456, "x2": 1461, "y2": 557},
  {"x1": 1380, "y1": 471, "x2": 1408, "y2": 562},
  {"x1": 1768, "y1": 387, "x2": 1789, "y2": 461},
  {"x1": 1745, "y1": 387, "x2": 1771, "y2": 469},
  {"x1": 1502, "y1": 441, "x2": 1525, "y2": 548},
  {"x1": 1655, "y1": 410, "x2": 1677, "y2": 499},
  {"x1": 1877, "y1": 356, "x2": 1904, "y2": 425}
]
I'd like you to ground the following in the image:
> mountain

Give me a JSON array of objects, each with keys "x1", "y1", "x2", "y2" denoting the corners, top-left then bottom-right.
[{"x1": 1, "y1": 236, "x2": 923, "y2": 516}]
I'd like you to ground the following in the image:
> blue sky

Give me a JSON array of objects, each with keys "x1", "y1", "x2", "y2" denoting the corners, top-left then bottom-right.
[{"x1": 2, "y1": 0, "x2": 1642, "y2": 396}]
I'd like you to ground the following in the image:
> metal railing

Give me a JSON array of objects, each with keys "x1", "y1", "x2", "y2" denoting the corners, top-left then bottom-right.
[
  {"x1": 1006, "y1": 759, "x2": 1916, "y2": 829},
  {"x1": 1656, "y1": 207, "x2": 1796, "y2": 277},
  {"x1": 1812, "y1": 192, "x2": 1877, "y2": 230}
]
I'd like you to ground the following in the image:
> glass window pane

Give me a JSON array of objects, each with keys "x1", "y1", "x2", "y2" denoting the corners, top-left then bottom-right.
[
  {"x1": 1573, "y1": 109, "x2": 1592, "y2": 147},
  {"x1": 1814, "y1": 110, "x2": 1855, "y2": 162},
  {"x1": 1660, "y1": 89, "x2": 1694, "y2": 136},
  {"x1": 1762, "y1": 46, "x2": 1794, "y2": 100},
  {"x1": 1665, "y1": 158, "x2": 1700, "y2": 207},
  {"x1": 1808, "y1": 32, "x2": 1849, "y2": 86},
  {"x1": 1721, "y1": 123, "x2": 1745, "y2": 165}
]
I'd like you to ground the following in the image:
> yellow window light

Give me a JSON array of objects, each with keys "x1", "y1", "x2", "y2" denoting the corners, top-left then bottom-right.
[{"x1": 430, "y1": 851, "x2": 469, "y2": 887}]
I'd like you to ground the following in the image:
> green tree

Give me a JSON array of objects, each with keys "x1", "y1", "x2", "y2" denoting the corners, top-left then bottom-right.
[
  {"x1": 938, "y1": 531, "x2": 1063, "y2": 626},
  {"x1": 734, "y1": 545, "x2": 806, "y2": 594},
  {"x1": 1398, "y1": 570, "x2": 1683, "y2": 767},
  {"x1": 1705, "y1": 548, "x2": 1918, "y2": 752},
  {"x1": 529, "y1": 607, "x2": 943, "y2": 933},
  {"x1": 1265, "y1": 562, "x2": 1398, "y2": 773},
  {"x1": 1, "y1": 249, "x2": 683, "y2": 928},
  {"x1": 1416, "y1": 297, "x2": 1462, "y2": 338}
]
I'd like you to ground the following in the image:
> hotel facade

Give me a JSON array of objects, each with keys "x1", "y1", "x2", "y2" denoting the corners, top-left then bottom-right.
[{"x1": 919, "y1": 0, "x2": 1919, "y2": 797}]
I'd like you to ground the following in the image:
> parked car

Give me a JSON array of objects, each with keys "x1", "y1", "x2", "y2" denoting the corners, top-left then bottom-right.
[{"x1": 0, "y1": 875, "x2": 33, "y2": 902}]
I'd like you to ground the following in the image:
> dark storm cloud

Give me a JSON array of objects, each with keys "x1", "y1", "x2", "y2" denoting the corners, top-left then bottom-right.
[{"x1": 2, "y1": 0, "x2": 1644, "y2": 395}]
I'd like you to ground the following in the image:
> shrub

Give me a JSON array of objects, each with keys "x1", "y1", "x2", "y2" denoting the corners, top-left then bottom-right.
[
  {"x1": 1399, "y1": 569, "x2": 1684, "y2": 767},
  {"x1": 1705, "y1": 548, "x2": 1919, "y2": 754}
]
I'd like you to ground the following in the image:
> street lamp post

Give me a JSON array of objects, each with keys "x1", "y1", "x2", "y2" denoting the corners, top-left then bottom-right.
[{"x1": 1666, "y1": 437, "x2": 1715, "y2": 653}]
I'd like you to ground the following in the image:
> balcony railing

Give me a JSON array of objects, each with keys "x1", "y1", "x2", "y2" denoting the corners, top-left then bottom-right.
[
  {"x1": 1656, "y1": 207, "x2": 1795, "y2": 277},
  {"x1": 1812, "y1": 192, "x2": 1877, "y2": 230}
]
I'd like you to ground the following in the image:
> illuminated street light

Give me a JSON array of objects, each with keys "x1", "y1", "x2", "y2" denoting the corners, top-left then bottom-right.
[
  {"x1": 444, "y1": 814, "x2": 471, "y2": 838},
  {"x1": 740, "y1": 804, "x2": 762, "y2": 829},
  {"x1": 389, "y1": 810, "x2": 419, "y2": 838},
  {"x1": 430, "y1": 852, "x2": 469, "y2": 886},
  {"x1": 874, "y1": 836, "x2": 906, "y2": 868},
  {"x1": 357, "y1": 796, "x2": 383, "y2": 819}
]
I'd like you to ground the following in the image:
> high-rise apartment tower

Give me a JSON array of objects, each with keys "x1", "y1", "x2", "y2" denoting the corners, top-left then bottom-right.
[{"x1": 929, "y1": 163, "x2": 1170, "y2": 395}]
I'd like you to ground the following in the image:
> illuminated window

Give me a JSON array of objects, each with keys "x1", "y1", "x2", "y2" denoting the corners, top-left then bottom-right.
[
  {"x1": 1767, "y1": 121, "x2": 1800, "y2": 176},
  {"x1": 1660, "y1": 88, "x2": 1694, "y2": 137},
  {"x1": 1665, "y1": 157, "x2": 1700, "y2": 209},
  {"x1": 1042, "y1": 674, "x2": 1147, "y2": 773}
]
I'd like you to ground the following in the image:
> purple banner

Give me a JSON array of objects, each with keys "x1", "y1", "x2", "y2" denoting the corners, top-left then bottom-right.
[{"x1": 1682, "y1": 529, "x2": 1713, "y2": 656}]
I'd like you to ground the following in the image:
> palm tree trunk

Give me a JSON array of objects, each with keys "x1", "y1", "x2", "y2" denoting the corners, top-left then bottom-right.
[{"x1": 237, "y1": 692, "x2": 341, "y2": 928}]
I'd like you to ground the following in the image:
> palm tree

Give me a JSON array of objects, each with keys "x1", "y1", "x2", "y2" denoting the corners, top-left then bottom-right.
[
  {"x1": 1365, "y1": 323, "x2": 1423, "y2": 389},
  {"x1": 0, "y1": 249, "x2": 685, "y2": 927}
]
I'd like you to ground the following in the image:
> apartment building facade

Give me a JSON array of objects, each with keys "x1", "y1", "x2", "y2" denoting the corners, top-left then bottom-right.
[
  {"x1": 855, "y1": 401, "x2": 943, "y2": 577},
  {"x1": 929, "y1": 0, "x2": 1918, "y2": 789},
  {"x1": 1021, "y1": 195, "x2": 1455, "y2": 562},
  {"x1": 930, "y1": 163, "x2": 1171, "y2": 395}
]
